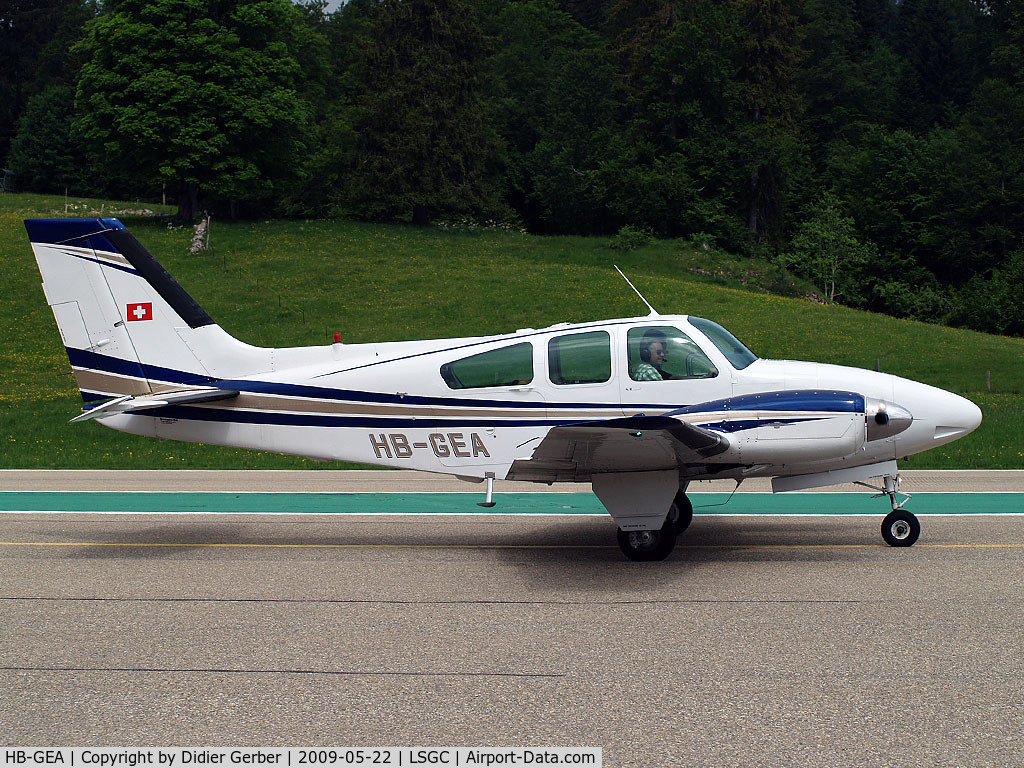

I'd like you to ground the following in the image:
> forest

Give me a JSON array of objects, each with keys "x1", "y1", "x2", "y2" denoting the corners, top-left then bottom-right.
[{"x1": 2, "y1": 0, "x2": 1023, "y2": 336}]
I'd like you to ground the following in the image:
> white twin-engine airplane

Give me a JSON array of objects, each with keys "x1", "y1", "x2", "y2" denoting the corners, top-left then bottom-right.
[{"x1": 26, "y1": 217, "x2": 983, "y2": 560}]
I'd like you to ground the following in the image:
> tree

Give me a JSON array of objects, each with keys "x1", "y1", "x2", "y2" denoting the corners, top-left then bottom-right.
[
  {"x1": 342, "y1": 0, "x2": 503, "y2": 225},
  {"x1": 73, "y1": 0, "x2": 316, "y2": 220},
  {"x1": 8, "y1": 86, "x2": 85, "y2": 193},
  {"x1": 0, "y1": 0, "x2": 95, "y2": 165},
  {"x1": 486, "y1": 0, "x2": 613, "y2": 232},
  {"x1": 596, "y1": 1, "x2": 750, "y2": 243},
  {"x1": 784, "y1": 193, "x2": 875, "y2": 303},
  {"x1": 733, "y1": 0, "x2": 805, "y2": 245},
  {"x1": 892, "y1": 0, "x2": 993, "y2": 132}
]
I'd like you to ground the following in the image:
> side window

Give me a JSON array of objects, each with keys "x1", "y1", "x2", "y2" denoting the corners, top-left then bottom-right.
[
  {"x1": 440, "y1": 342, "x2": 533, "y2": 389},
  {"x1": 548, "y1": 331, "x2": 611, "y2": 385},
  {"x1": 628, "y1": 326, "x2": 718, "y2": 382}
]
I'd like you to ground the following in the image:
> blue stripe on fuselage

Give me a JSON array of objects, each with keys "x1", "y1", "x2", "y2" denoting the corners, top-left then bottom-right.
[
  {"x1": 700, "y1": 417, "x2": 825, "y2": 433},
  {"x1": 666, "y1": 390, "x2": 864, "y2": 416},
  {"x1": 132, "y1": 405, "x2": 559, "y2": 429},
  {"x1": 66, "y1": 348, "x2": 866, "y2": 422},
  {"x1": 132, "y1": 408, "x2": 831, "y2": 432},
  {"x1": 67, "y1": 347, "x2": 216, "y2": 389}
]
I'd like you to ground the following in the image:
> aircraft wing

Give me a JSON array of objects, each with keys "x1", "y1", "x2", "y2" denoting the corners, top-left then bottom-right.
[
  {"x1": 507, "y1": 416, "x2": 730, "y2": 483},
  {"x1": 70, "y1": 387, "x2": 240, "y2": 423}
]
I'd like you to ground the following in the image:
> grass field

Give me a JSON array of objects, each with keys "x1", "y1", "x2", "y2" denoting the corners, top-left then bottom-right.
[{"x1": 2, "y1": 192, "x2": 1021, "y2": 469}]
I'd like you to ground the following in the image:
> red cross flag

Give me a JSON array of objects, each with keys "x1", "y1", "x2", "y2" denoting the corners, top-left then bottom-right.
[{"x1": 126, "y1": 302, "x2": 153, "y2": 321}]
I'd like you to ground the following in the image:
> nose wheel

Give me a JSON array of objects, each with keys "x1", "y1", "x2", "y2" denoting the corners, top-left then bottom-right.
[{"x1": 881, "y1": 509, "x2": 920, "y2": 547}]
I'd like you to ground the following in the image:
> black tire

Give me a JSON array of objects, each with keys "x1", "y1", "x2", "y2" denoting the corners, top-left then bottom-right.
[
  {"x1": 881, "y1": 510, "x2": 920, "y2": 547},
  {"x1": 617, "y1": 519, "x2": 678, "y2": 561},
  {"x1": 670, "y1": 491, "x2": 693, "y2": 535}
]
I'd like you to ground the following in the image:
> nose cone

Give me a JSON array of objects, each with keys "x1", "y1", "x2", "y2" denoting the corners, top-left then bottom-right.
[
  {"x1": 931, "y1": 390, "x2": 983, "y2": 443},
  {"x1": 894, "y1": 379, "x2": 983, "y2": 452}
]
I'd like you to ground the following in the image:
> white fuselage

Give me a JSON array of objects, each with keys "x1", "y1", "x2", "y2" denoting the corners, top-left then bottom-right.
[{"x1": 99, "y1": 314, "x2": 981, "y2": 484}]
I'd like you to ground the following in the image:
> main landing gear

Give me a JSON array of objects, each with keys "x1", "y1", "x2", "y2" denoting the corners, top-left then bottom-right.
[
  {"x1": 859, "y1": 473, "x2": 920, "y2": 547},
  {"x1": 617, "y1": 491, "x2": 692, "y2": 561}
]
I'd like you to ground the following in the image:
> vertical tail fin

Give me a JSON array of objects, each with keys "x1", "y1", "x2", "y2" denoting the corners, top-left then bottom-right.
[{"x1": 25, "y1": 217, "x2": 267, "y2": 401}]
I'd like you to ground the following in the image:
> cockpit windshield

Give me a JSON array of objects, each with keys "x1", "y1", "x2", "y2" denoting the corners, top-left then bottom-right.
[{"x1": 688, "y1": 317, "x2": 758, "y2": 370}]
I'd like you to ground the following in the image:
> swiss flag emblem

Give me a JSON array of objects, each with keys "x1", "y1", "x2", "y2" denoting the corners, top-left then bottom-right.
[{"x1": 126, "y1": 302, "x2": 153, "y2": 321}]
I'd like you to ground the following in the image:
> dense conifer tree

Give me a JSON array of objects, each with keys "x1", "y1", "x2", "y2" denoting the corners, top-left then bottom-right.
[
  {"x1": 7, "y1": 86, "x2": 84, "y2": 193},
  {"x1": 733, "y1": 0, "x2": 804, "y2": 244},
  {"x1": 342, "y1": 0, "x2": 502, "y2": 225},
  {"x1": 1, "y1": 0, "x2": 94, "y2": 170}
]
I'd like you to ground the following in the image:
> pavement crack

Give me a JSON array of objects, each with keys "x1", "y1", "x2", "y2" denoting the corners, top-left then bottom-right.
[
  {"x1": 1, "y1": 595, "x2": 863, "y2": 605},
  {"x1": 0, "y1": 666, "x2": 563, "y2": 678}
]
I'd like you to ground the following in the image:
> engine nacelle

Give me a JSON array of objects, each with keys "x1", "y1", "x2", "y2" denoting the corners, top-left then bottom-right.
[{"x1": 865, "y1": 397, "x2": 913, "y2": 441}]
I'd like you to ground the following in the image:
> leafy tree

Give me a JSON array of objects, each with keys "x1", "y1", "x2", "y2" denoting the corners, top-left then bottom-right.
[
  {"x1": 599, "y1": 1, "x2": 749, "y2": 243},
  {"x1": 605, "y1": 0, "x2": 680, "y2": 121},
  {"x1": 273, "y1": 0, "x2": 334, "y2": 216},
  {"x1": 556, "y1": 0, "x2": 605, "y2": 30},
  {"x1": 950, "y1": 249, "x2": 1024, "y2": 336},
  {"x1": 73, "y1": 0, "x2": 316, "y2": 220},
  {"x1": 796, "y1": 0, "x2": 900, "y2": 147},
  {"x1": 825, "y1": 127, "x2": 924, "y2": 273},
  {"x1": 783, "y1": 193, "x2": 875, "y2": 303},
  {"x1": 342, "y1": 0, "x2": 503, "y2": 225}
]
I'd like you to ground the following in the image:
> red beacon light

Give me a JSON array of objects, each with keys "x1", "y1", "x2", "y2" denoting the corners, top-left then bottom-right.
[{"x1": 333, "y1": 332, "x2": 341, "y2": 344}]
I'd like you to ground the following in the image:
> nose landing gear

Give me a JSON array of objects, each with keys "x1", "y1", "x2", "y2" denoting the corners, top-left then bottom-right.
[{"x1": 858, "y1": 473, "x2": 919, "y2": 547}]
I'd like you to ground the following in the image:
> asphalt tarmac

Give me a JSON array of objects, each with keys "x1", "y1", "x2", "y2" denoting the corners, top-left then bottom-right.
[{"x1": 1, "y1": 471, "x2": 1022, "y2": 767}]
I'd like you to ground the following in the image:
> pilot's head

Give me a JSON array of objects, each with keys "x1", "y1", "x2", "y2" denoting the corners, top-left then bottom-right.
[{"x1": 639, "y1": 330, "x2": 668, "y2": 366}]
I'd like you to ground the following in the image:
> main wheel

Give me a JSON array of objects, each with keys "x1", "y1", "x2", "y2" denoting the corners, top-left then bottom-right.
[
  {"x1": 881, "y1": 510, "x2": 920, "y2": 547},
  {"x1": 669, "y1": 491, "x2": 693, "y2": 535},
  {"x1": 617, "y1": 519, "x2": 677, "y2": 561}
]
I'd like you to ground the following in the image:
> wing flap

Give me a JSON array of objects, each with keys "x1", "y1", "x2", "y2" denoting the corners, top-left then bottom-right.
[{"x1": 508, "y1": 416, "x2": 730, "y2": 483}]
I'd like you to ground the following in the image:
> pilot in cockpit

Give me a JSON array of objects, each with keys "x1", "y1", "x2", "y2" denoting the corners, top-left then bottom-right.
[{"x1": 634, "y1": 330, "x2": 670, "y2": 381}]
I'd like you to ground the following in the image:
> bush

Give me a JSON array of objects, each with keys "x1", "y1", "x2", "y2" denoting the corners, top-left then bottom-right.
[{"x1": 609, "y1": 225, "x2": 654, "y2": 251}]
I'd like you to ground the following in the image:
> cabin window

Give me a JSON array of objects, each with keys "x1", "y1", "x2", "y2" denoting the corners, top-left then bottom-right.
[
  {"x1": 688, "y1": 317, "x2": 758, "y2": 370},
  {"x1": 440, "y1": 342, "x2": 534, "y2": 389},
  {"x1": 627, "y1": 326, "x2": 719, "y2": 382},
  {"x1": 548, "y1": 331, "x2": 611, "y2": 385}
]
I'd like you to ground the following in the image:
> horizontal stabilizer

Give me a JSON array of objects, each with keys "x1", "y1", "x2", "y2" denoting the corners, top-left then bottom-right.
[{"x1": 70, "y1": 387, "x2": 240, "y2": 423}]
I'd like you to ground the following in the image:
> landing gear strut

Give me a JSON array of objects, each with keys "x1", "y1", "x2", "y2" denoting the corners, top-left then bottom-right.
[
  {"x1": 859, "y1": 473, "x2": 919, "y2": 547},
  {"x1": 616, "y1": 490, "x2": 692, "y2": 561}
]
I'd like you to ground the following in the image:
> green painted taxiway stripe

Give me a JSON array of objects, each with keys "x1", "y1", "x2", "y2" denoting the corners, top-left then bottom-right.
[{"x1": 0, "y1": 492, "x2": 1021, "y2": 515}]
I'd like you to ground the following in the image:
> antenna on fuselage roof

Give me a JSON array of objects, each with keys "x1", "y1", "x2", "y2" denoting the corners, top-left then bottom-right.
[{"x1": 613, "y1": 265, "x2": 659, "y2": 317}]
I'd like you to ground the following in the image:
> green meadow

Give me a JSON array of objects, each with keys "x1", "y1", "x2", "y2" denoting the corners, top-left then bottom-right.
[{"x1": 2, "y1": 192, "x2": 1021, "y2": 469}]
